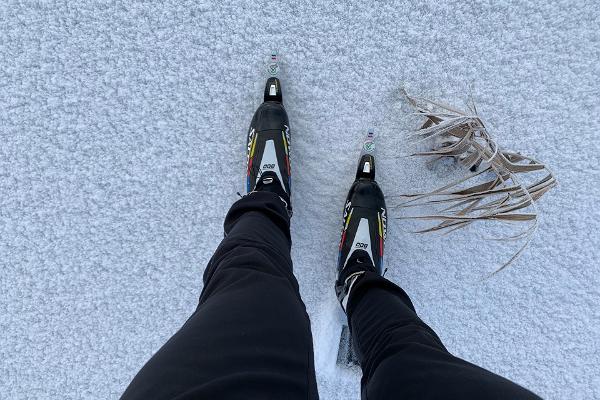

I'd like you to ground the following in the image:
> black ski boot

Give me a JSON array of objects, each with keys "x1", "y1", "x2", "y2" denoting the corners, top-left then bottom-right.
[
  {"x1": 335, "y1": 132, "x2": 387, "y2": 311},
  {"x1": 246, "y1": 76, "x2": 292, "y2": 215}
]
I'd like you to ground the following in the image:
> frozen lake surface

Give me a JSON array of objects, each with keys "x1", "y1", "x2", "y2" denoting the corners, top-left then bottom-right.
[{"x1": 1, "y1": 1, "x2": 599, "y2": 399}]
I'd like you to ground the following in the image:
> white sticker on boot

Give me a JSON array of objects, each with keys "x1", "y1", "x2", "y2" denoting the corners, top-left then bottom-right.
[
  {"x1": 257, "y1": 139, "x2": 285, "y2": 191},
  {"x1": 344, "y1": 217, "x2": 374, "y2": 267}
]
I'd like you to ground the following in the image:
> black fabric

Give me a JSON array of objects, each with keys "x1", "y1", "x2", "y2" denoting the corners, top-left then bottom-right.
[
  {"x1": 121, "y1": 192, "x2": 317, "y2": 400},
  {"x1": 121, "y1": 192, "x2": 541, "y2": 400},
  {"x1": 347, "y1": 273, "x2": 542, "y2": 400}
]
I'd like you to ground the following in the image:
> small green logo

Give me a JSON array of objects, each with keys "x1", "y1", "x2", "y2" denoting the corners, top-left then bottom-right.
[
  {"x1": 268, "y1": 63, "x2": 279, "y2": 76},
  {"x1": 363, "y1": 141, "x2": 375, "y2": 152}
]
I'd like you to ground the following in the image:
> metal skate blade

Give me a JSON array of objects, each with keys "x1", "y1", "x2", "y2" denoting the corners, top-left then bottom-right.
[{"x1": 336, "y1": 324, "x2": 360, "y2": 366}]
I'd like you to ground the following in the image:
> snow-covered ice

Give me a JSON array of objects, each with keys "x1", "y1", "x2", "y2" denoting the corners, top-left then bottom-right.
[{"x1": 1, "y1": 1, "x2": 599, "y2": 399}]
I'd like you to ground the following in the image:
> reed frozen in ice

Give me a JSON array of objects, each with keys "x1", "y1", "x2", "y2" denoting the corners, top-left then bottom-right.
[{"x1": 396, "y1": 90, "x2": 557, "y2": 274}]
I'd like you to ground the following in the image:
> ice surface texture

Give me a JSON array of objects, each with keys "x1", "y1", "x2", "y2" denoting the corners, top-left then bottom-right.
[{"x1": 1, "y1": 1, "x2": 598, "y2": 399}]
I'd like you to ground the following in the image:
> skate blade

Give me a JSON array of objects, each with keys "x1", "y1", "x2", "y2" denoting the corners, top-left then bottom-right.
[{"x1": 336, "y1": 324, "x2": 360, "y2": 366}]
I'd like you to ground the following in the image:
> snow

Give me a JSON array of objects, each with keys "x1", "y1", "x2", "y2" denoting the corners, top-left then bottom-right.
[{"x1": 1, "y1": 1, "x2": 599, "y2": 399}]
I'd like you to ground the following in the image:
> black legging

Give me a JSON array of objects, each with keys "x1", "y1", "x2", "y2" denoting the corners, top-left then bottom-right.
[{"x1": 121, "y1": 191, "x2": 541, "y2": 400}]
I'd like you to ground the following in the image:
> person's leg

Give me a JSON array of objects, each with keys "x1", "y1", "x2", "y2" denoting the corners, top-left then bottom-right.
[
  {"x1": 121, "y1": 192, "x2": 318, "y2": 400},
  {"x1": 347, "y1": 271, "x2": 542, "y2": 400}
]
